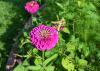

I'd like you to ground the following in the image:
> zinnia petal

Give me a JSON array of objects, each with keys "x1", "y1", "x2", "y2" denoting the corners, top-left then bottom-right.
[
  {"x1": 24, "y1": 1, "x2": 39, "y2": 14},
  {"x1": 30, "y1": 24, "x2": 59, "y2": 51}
]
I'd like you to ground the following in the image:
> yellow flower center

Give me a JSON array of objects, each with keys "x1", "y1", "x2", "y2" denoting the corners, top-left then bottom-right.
[{"x1": 40, "y1": 30, "x2": 50, "y2": 39}]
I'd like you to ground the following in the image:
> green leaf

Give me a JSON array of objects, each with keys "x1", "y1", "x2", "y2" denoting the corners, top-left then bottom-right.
[
  {"x1": 66, "y1": 36, "x2": 79, "y2": 52},
  {"x1": 78, "y1": 68, "x2": 85, "y2": 71},
  {"x1": 22, "y1": 59, "x2": 30, "y2": 66},
  {"x1": 78, "y1": 43, "x2": 90, "y2": 57},
  {"x1": 77, "y1": 1, "x2": 85, "y2": 7},
  {"x1": 78, "y1": 59, "x2": 87, "y2": 67},
  {"x1": 66, "y1": 13, "x2": 75, "y2": 19},
  {"x1": 68, "y1": 52, "x2": 75, "y2": 58},
  {"x1": 77, "y1": 1, "x2": 81, "y2": 7},
  {"x1": 45, "y1": 66, "x2": 55, "y2": 71},
  {"x1": 45, "y1": 51, "x2": 53, "y2": 58},
  {"x1": 27, "y1": 65, "x2": 41, "y2": 71},
  {"x1": 34, "y1": 58, "x2": 42, "y2": 65},
  {"x1": 62, "y1": 57, "x2": 75, "y2": 71},
  {"x1": 66, "y1": 42, "x2": 76, "y2": 52},
  {"x1": 45, "y1": 50, "x2": 56, "y2": 58},
  {"x1": 13, "y1": 64, "x2": 27, "y2": 71},
  {"x1": 33, "y1": 48, "x2": 38, "y2": 54},
  {"x1": 56, "y1": 2, "x2": 64, "y2": 9},
  {"x1": 63, "y1": 27, "x2": 70, "y2": 34},
  {"x1": 82, "y1": 45, "x2": 90, "y2": 57},
  {"x1": 43, "y1": 54, "x2": 58, "y2": 66},
  {"x1": 84, "y1": 49, "x2": 89, "y2": 57},
  {"x1": 23, "y1": 31, "x2": 28, "y2": 37}
]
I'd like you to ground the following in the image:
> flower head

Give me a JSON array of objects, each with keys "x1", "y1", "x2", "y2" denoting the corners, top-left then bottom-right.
[
  {"x1": 25, "y1": 1, "x2": 39, "y2": 14},
  {"x1": 30, "y1": 24, "x2": 59, "y2": 51}
]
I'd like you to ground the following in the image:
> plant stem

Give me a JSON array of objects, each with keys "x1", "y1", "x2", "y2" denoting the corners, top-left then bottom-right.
[
  {"x1": 42, "y1": 51, "x2": 45, "y2": 62},
  {"x1": 42, "y1": 51, "x2": 45, "y2": 70}
]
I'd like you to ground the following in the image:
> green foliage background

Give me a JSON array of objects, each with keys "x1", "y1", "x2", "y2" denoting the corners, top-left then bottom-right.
[
  {"x1": 41, "y1": 0, "x2": 100, "y2": 70},
  {"x1": 0, "y1": 0, "x2": 28, "y2": 70},
  {"x1": 0, "y1": 0, "x2": 100, "y2": 71},
  {"x1": 13, "y1": 0, "x2": 100, "y2": 71}
]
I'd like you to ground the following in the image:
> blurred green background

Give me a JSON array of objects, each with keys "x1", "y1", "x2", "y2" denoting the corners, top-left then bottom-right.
[
  {"x1": 0, "y1": 0, "x2": 100, "y2": 71},
  {"x1": 0, "y1": 0, "x2": 28, "y2": 70}
]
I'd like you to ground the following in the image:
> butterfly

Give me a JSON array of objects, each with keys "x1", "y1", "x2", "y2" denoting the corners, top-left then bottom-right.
[{"x1": 51, "y1": 18, "x2": 65, "y2": 31}]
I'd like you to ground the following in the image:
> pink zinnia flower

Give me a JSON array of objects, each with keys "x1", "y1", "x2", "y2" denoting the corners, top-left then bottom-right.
[
  {"x1": 30, "y1": 24, "x2": 59, "y2": 51},
  {"x1": 25, "y1": 1, "x2": 39, "y2": 14}
]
